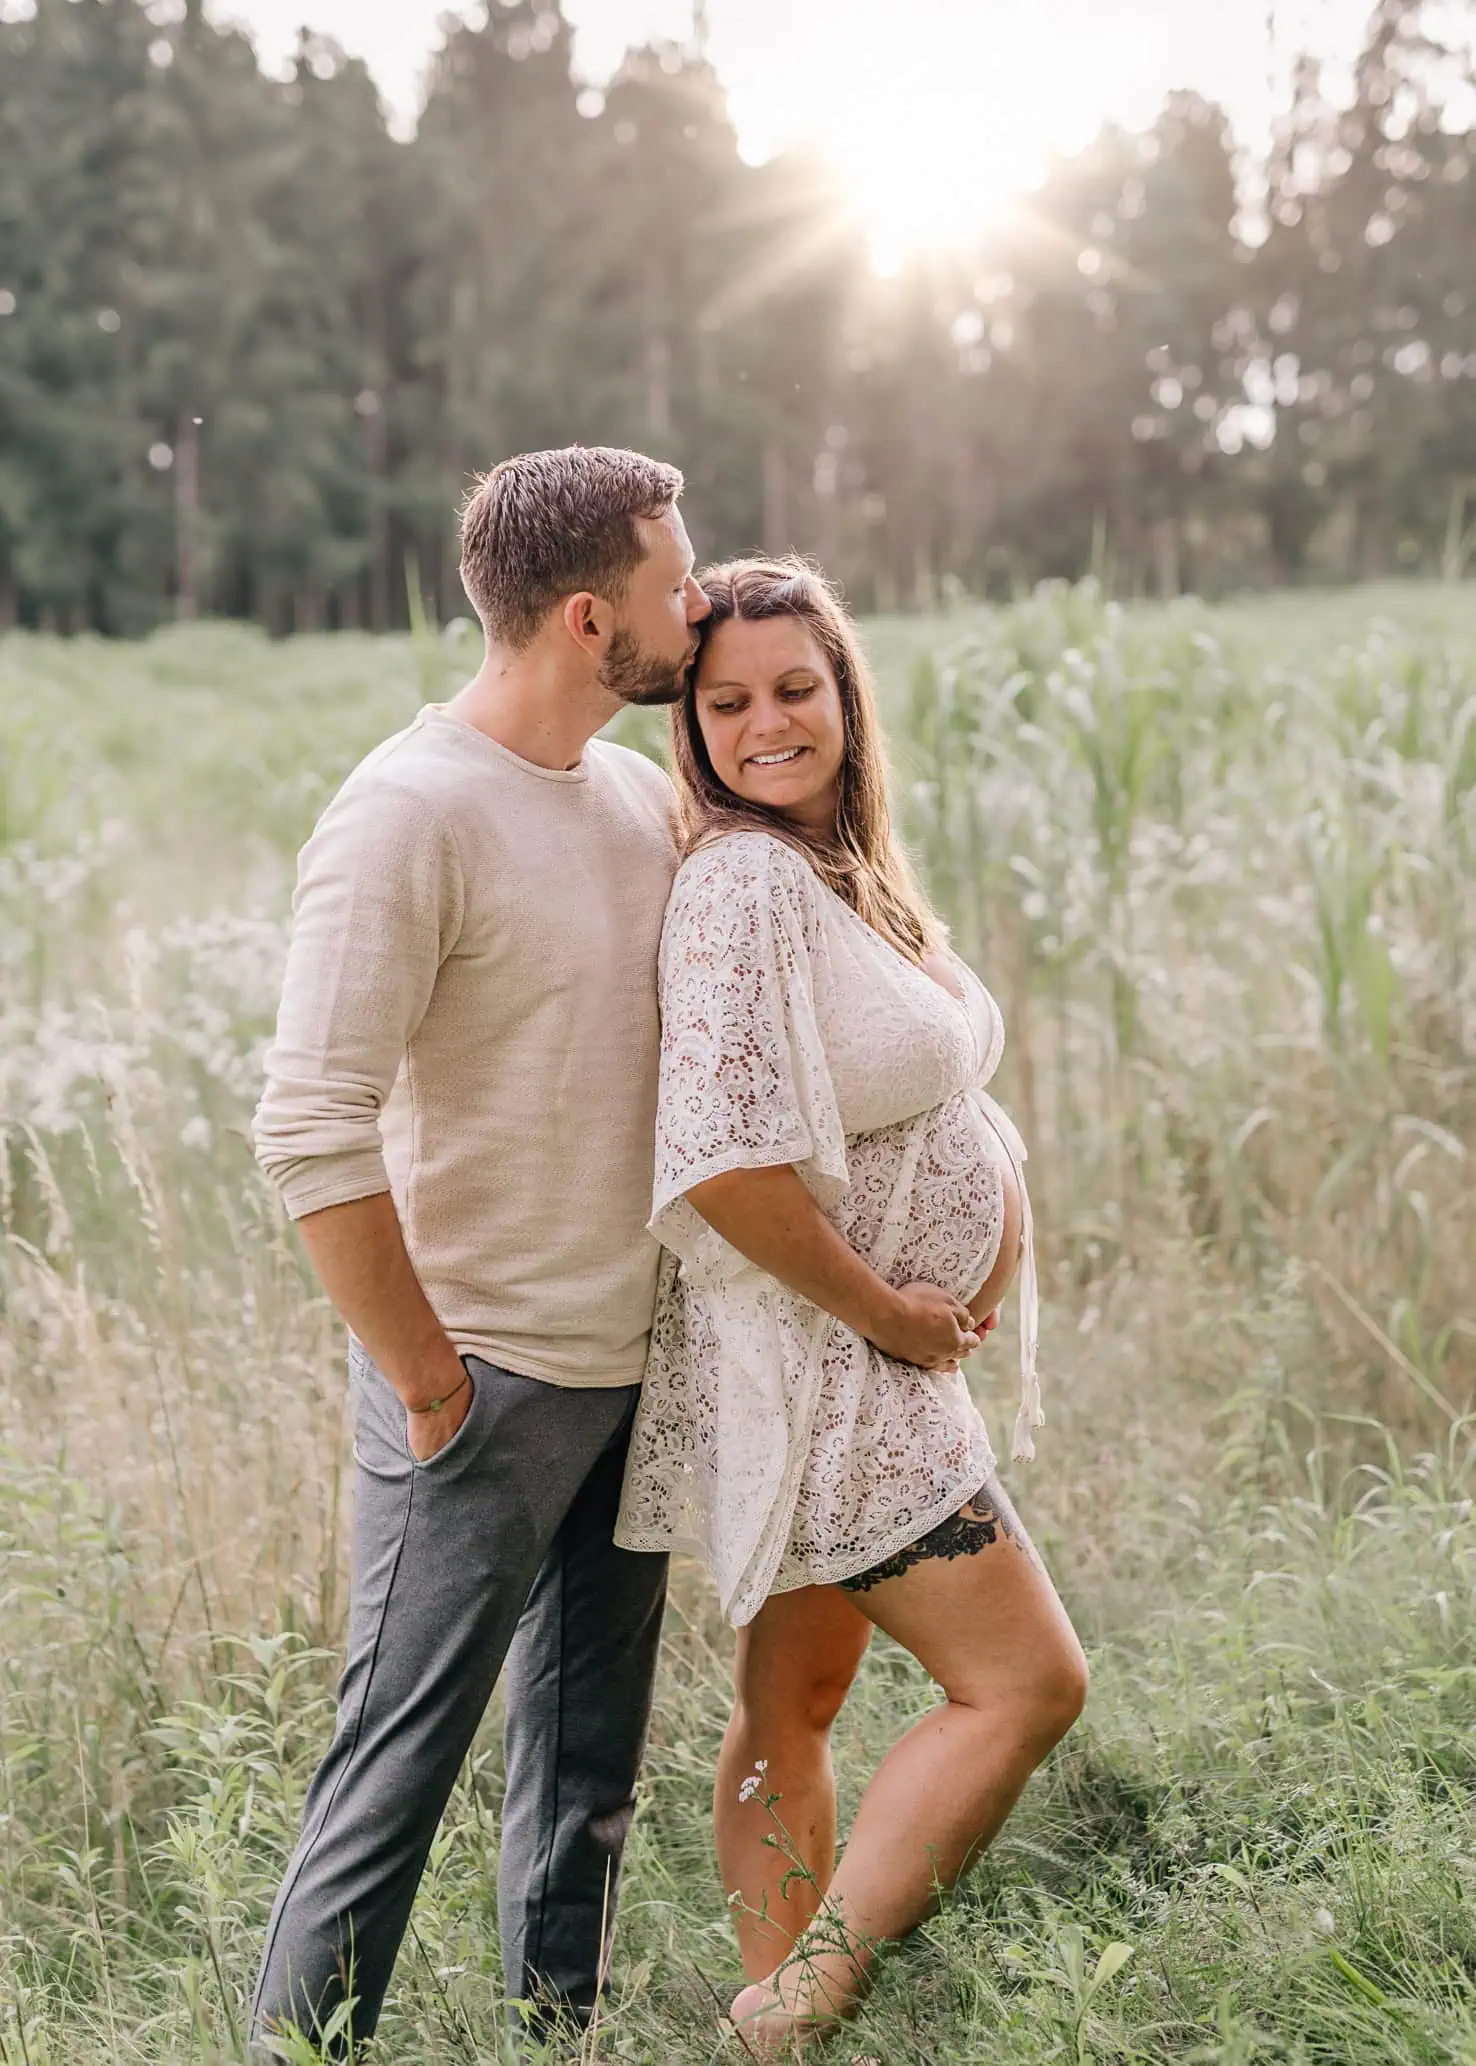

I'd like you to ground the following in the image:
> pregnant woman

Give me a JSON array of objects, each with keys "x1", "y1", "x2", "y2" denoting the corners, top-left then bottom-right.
[{"x1": 615, "y1": 559, "x2": 1087, "y2": 2051}]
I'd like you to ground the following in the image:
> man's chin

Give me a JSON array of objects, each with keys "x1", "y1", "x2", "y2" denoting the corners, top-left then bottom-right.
[{"x1": 618, "y1": 682, "x2": 687, "y2": 709}]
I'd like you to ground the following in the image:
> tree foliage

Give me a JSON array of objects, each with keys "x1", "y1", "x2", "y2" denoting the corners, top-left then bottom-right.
[{"x1": 2, "y1": 0, "x2": 1475, "y2": 630}]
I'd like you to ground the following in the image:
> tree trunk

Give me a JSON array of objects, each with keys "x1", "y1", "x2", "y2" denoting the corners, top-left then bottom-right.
[
  {"x1": 1355, "y1": 496, "x2": 1389, "y2": 582},
  {"x1": 1151, "y1": 515, "x2": 1181, "y2": 597},
  {"x1": 366, "y1": 404, "x2": 390, "y2": 632},
  {"x1": 762, "y1": 442, "x2": 789, "y2": 555},
  {"x1": 814, "y1": 440, "x2": 840, "y2": 575},
  {"x1": 175, "y1": 413, "x2": 201, "y2": 621},
  {"x1": 646, "y1": 332, "x2": 672, "y2": 449},
  {"x1": 644, "y1": 254, "x2": 673, "y2": 448}
]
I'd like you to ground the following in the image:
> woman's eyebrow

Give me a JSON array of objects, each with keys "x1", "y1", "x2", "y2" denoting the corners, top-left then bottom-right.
[{"x1": 698, "y1": 667, "x2": 820, "y2": 694}]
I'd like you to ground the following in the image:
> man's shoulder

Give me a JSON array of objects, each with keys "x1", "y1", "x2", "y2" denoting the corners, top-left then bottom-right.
[
  {"x1": 587, "y1": 740, "x2": 679, "y2": 839},
  {"x1": 324, "y1": 712, "x2": 499, "y2": 831},
  {"x1": 587, "y1": 737, "x2": 676, "y2": 799},
  {"x1": 337, "y1": 710, "x2": 472, "y2": 796}
]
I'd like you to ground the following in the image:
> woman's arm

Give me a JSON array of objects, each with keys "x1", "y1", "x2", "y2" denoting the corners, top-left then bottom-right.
[{"x1": 687, "y1": 1164, "x2": 979, "y2": 1371}]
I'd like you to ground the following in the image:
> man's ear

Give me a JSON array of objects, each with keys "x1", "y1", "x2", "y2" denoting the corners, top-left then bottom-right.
[{"x1": 561, "y1": 590, "x2": 612, "y2": 660}]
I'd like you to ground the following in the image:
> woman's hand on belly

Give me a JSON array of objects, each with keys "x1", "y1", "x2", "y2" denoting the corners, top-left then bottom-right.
[
  {"x1": 874, "y1": 1281, "x2": 982, "y2": 1371},
  {"x1": 686, "y1": 1162, "x2": 980, "y2": 1370}
]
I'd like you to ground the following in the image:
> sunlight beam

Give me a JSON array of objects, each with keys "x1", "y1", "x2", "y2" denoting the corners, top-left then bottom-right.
[{"x1": 706, "y1": 0, "x2": 1153, "y2": 270}]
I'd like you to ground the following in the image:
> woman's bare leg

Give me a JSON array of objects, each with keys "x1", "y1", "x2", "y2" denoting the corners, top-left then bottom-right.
[
  {"x1": 714, "y1": 1584, "x2": 873, "y2": 1979},
  {"x1": 731, "y1": 1478, "x2": 1087, "y2": 2045}
]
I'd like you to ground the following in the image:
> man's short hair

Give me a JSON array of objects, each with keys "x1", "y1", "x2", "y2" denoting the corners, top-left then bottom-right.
[{"x1": 459, "y1": 446, "x2": 685, "y2": 648}]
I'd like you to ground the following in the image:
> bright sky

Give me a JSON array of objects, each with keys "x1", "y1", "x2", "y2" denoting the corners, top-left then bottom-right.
[{"x1": 214, "y1": 0, "x2": 1375, "y2": 267}]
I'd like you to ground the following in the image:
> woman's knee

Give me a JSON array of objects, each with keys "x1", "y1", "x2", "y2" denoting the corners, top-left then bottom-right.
[
  {"x1": 1007, "y1": 1633, "x2": 1089, "y2": 1752},
  {"x1": 732, "y1": 1661, "x2": 857, "y2": 1742},
  {"x1": 945, "y1": 1631, "x2": 1088, "y2": 1752},
  {"x1": 730, "y1": 1592, "x2": 870, "y2": 1743},
  {"x1": 1036, "y1": 1636, "x2": 1089, "y2": 1743}
]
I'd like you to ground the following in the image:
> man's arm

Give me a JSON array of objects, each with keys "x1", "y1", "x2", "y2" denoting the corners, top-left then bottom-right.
[
  {"x1": 687, "y1": 1165, "x2": 979, "y2": 1371},
  {"x1": 297, "y1": 1193, "x2": 471, "y2": 1461},
  {"x1": 255, "y1": 777, "x2": 470, "y2": 1460}
]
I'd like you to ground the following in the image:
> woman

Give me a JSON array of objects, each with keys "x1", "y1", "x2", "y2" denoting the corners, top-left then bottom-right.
[{"x1": 615, "y1": 559, "x2": 1087, "y2": 2051}]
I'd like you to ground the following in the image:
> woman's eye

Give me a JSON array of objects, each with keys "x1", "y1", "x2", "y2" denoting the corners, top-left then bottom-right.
[{"x1": 781, "y1": 684, "x2": 815, "y2": 700}]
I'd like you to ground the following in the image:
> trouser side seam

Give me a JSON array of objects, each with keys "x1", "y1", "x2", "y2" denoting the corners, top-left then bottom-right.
[
  {"x1": 252, "y1": 1468, "x2": 419, "y2": 2030},
  {"x1": 522, "y1": 1535, "x2": 567, "y2": 2000}
]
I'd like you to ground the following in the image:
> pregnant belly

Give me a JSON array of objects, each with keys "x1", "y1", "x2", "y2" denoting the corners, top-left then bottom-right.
[
  {"x1": 968, "y1": 1135, "x2": 1023, "y2": 1319},
  {"x1": 876, "y1": 1092, "x2": 1022, "y2": 1307}
]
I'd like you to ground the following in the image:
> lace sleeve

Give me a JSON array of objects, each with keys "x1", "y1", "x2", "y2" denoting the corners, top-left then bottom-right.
[{"x1": 651, "y1": 835, "x2": 849, "y2": 1264}]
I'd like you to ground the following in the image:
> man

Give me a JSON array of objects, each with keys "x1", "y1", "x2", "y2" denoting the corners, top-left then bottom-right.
[{"x1": 249, "y1": 446, "x2": 711, "y2": 2056}]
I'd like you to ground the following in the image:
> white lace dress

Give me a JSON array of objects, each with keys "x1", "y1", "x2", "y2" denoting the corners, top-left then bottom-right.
[{"x1": 615, "y1": 831, "x2": 1041, "y2": 1628}]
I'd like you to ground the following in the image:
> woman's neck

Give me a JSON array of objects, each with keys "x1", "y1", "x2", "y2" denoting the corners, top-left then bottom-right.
[{"x1": 777, "y1": 786, "x2": 840, "y2": 839}]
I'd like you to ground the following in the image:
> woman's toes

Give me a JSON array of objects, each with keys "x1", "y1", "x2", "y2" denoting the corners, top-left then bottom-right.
[
  {"x1": 730, "y1": 1980, "x2": 784, "y2": 2038},
  {"x1": 729, "y1": 1982, "x2": 797, "y2": 2055},
  {"x1": 730, "y1": 1981, "x2": 771, "y2": 2025},
  {"x1": 729, "y1": 1978, "x2": 836, "y2": 2055}
]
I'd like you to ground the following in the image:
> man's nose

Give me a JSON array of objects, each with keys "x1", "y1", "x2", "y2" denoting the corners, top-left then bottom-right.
[{"x1": 685, "y1": 578, "x2": 712, "y2": 623}]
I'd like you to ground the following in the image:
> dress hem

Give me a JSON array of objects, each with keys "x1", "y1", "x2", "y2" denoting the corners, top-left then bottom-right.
[{"x1": 614, "y1": 1441, "x2": 997, "y2": 1627}]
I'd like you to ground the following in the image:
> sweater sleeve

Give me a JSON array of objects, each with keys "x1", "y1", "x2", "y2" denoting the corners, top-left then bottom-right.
[{"x1": 253, "y1": 775, "x2": 466, "y2": 1219}]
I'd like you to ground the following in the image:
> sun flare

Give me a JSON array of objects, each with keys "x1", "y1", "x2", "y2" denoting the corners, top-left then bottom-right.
[
  {"x1": 820, "y1": 27, "x2": 1059, "y2": 269},
  {"x1": 716, "y1": 0, "x2": 1133, "y2": 271}
]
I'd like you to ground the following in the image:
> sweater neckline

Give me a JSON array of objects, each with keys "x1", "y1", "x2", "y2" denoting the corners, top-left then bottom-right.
[{"x1": 420, "y1": 704, "x2": 592, "y2": 784}]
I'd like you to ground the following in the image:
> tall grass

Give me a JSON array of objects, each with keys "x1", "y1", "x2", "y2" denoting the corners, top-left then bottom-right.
[{"x1": 1, "y1": 586, "x2": 1473, "y2": 2062}]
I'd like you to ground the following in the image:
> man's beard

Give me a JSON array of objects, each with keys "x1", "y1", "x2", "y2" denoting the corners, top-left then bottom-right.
[{"x1": 600, "y1": 626, "x2": 692, "y2": 707}]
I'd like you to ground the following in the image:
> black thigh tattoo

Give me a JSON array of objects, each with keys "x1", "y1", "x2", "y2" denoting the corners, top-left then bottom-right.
[{"x1": 838, "y1": 1474, "x2": 1031, "y2": 1594}]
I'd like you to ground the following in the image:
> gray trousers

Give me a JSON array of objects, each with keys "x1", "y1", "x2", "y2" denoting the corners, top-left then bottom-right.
[{"x1": 249, "y1": 1349, "x2": 669, "y2": 2057}]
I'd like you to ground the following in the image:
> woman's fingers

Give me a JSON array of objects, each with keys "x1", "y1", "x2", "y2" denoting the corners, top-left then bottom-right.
[{"x1": 951, "y1": 1301, "x2": 981, "y2": 1355}]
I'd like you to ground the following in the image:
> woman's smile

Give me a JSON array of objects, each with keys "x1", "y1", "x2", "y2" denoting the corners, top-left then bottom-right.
[{"x1": 694, "y1": 616, "x2": 847, "y2": 832}]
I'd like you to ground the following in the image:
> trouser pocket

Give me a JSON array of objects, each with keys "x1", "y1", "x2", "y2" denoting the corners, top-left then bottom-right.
[{"x1": 348, "y1": 1338, "x2": 486, "y2": 1478}]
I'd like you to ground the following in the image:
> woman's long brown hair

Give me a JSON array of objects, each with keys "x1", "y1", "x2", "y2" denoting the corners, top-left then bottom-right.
[{"x1": 671, "y1": 556, "x2": 944, "y2": 964}]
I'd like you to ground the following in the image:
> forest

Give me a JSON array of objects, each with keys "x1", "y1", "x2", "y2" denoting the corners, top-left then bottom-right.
[{"x1": 4, "y1": 0, "x2": 1476, "y2": 633}]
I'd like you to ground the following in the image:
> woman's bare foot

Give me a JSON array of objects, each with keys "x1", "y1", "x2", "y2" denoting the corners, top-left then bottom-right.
[
  {"x1": 729, "y1": 1978, "x2": 836, "y2": 2056},
  {"x1": 728, "y1": 1938, "x2": 871, "y2": 2055}
]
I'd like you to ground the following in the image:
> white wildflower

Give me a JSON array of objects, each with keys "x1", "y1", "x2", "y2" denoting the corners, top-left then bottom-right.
[{"x1": 738, "y1": 1760, "x2": 769, "y2": 1804}]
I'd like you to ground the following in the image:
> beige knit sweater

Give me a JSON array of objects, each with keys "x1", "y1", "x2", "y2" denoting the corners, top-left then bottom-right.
[{"x1": 253, "y1": 705, "x2": 679, "y2": 1386}]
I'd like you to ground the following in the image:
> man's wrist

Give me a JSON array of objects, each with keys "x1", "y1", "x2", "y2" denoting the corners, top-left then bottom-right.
[
  {"x1": 391, "y1": 1342, "x2": 468, "y2": 1416},
  {"x1": 406, "y1": 1369, "x2": 470, "y2": 1416}
]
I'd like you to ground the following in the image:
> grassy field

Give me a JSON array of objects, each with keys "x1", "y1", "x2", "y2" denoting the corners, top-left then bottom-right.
[{"x1": 1, "y1": 581, "x2": 1474, "y2": 2064}]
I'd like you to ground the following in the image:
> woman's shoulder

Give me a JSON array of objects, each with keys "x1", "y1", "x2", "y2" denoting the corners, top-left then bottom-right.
[{"x1": 672, "y1": 828, "x2": 822, "y2": 905}]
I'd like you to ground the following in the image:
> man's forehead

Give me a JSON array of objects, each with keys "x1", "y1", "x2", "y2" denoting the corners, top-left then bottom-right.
[{"x1": 638, "y1": 505, "x2": 691, "y2": 564}]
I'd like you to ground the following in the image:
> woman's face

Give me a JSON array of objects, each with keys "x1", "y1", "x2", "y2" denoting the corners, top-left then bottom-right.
[{"x1": 692, "y1": 615, "x2": 847, "y2": 834}]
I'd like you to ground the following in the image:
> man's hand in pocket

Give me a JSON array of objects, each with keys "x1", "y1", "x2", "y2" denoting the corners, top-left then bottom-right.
[{"x1": 405, "y1": 1364, "x2": 474, "y2": 1462}]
